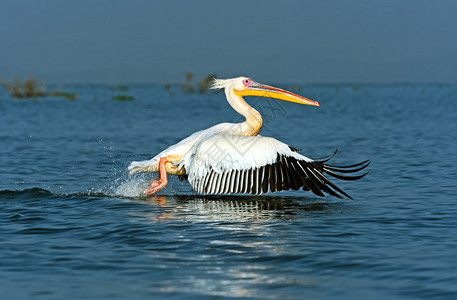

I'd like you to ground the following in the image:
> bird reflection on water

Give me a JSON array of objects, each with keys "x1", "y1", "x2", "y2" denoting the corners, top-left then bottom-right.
[
  {"x1": 130, "y1": 193, "x2": 357, "y2": 297},
  {"x1": 141, "y1": 194, "x2": 347, "y2": 221}
]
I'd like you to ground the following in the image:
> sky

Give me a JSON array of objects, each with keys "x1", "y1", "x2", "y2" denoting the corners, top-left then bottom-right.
[{"x1": 1, "y1": 0, "x2": 457, "y2": 84}]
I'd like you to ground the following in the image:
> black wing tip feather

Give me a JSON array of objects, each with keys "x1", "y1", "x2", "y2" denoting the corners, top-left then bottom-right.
[
  {"x1": 324, "y1": 159, "x2": 371, "y2": 169},
  {"x1": 193, "y1": 151, "x2": 369, "y2": 200},
  {"x1": 322, "y1": 159, "x2": 370, "y2": 180},
  {"x1": 288, "y1": 146, "x2": 301, "y2": 152},
  {"x1": 312, "y1": 148, "x2": 339, "y2": 163}
]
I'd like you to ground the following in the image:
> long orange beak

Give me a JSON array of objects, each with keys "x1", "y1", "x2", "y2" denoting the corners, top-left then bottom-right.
[{"x1": 234, "y1": 82, "x2": 320, "y2": 106}]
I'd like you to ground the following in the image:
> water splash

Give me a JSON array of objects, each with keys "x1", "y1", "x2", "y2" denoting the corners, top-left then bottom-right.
[
  {"x1": 82, "y1": 169, "x2": 153, "y2": 198},
  {"x1": 111, "y1": 176, "x2": 149, "y2": 197}
]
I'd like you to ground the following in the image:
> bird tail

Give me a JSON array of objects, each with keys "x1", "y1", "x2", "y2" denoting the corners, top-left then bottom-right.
[{"x1": 128, "y1": 159, "x2": 158, "y2": 174}]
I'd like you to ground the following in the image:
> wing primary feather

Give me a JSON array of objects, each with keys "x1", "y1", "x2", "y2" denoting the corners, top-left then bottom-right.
[
  {"x1": 314, "y1": 169, "x2": 352, "y2": 199},
  {"x1": 230, "y1": 170, "x2": 235, "y2": 193},
  {"x1": 302, "y1": 165, "x2": 326, "y2": 197},
  {"x1": 283, "y1": 156, "x2": 296, "y2": 190},
  {"x1": 210, "y1": 172, "x2": 220, "y2": 194},
  {"x1": 217, "y1": 172, "x2": 224, "y2": 194},
  {"x1": 228, "y1": 170, "x2": 234, "y2": 194},
  {"x1": 203, "y1": 170, "x2": 213, "y2": 194},
  {"x1": 307, "y1": 167, "x2": 327, "y2": 186},
  {"x1": 254, "y1": 168, "x2": 262, "y2": 195},
  {"x1": 325, "y1": 170, "x2": 369, "y2": 181},
  {"x1": 216, "y1": 172, "x2": 223, "y2": 194},
  {"x1": 276, "y1": 156, "x2": 284, "y2": 191},
  {"x1": 244, "y1": 169, "x2": 249, "y2": 194},
  {"x1": 253, "y1": 169, "x2": 257, "y2": 194},
  {"x1": 314, "y1": 148, "x2": 338, "y2": 163},
  {"x1": 279, "y1": 156, "x2": 291, "y2": 190},
  {"x1": 204, "y1": 171, "x2": 212, "y2": 194},
  {"x1": 323, "y1": 160, "x2": 370, "y2": 172},
  {"x1": 234, "y1": 170, "x2": 240, "y2": 194},
  {"x1": 275, "y1": 158, "x2": 283, "y2": 192},
  {"x1": 240, "y1": 170, "x2": 247, "y2": 194},
  {"x1": 251, "y1": 169, "x2": 256, "y2": 195},
  {"x1": 258, "y1": 167, "x2": 264, "y2": 195},
  {"x1": 223, "y1": 171, "x2": 230, "y2": 194},
  {"x1": 294, "y1": 162, "x2": 313, "y2": 191},
  {"x1": 246, "y1": 169, "x2": 253, "y2": 194},
  {"x1": 252, "y1": 168, "x2": 257, "y2": 194},
  {"x1": 256, "y1": 168, "x2": 262, "y2": 195},
  {"x1": 287, "y1": 157, "x2": 303, "y2": 190},
  {"x1": 294, "y1": 160, "x2": 308, "y2": 177},
  {"x1": 300, "y1": 178, "x2": 312, "y2": 191},
  {"x1": 286, "y1": 156, "x2": 299, "y2": 190},
  {"x1": 324, "y1": 160, "x2": 371, "y2": 169},
  {"x1": 257, "y1": 168, "x2": 262, "y2": 195},
  {"x1": 262, "y1": 165, "x2": 269, "y2": 193},
  {"x1": 254, "y1": 168, "x2": 259, "y2": 194},
  {"x1": 202, "y1": 175, "x2": 208, "y2": 194},
  {"x1": 218, "y1": 172, "x2": 225, "y2": 194},
  {"x1": 208, "y1": 172, "x2": 216, "y2": 194},
  {"x1": 227, "y1": 171, "x2": 233, "y2": 194},
  {"x1": 288, "y1": 146, "x2": 301, "y2": 152},
  {"x1": 224, "y1": 171, "x2": 231, "y2": 194},
  {"x1": 238, "y1": 169, "x2": 244, "y2": 194},
  {"x1": 305, "y1": 167, "x2": 341, "y2": 198},
  {"x1": 298, "y1": 161, "x2": 338, "y2": 198},
  {"x1": 269, "y1": 164, "x2": 277, "y2": 193},
  {"x1": 246, "y1": 169, "x2": 252, "y2": 194},
  {"x1": 324, "y1": 164, "x2": 369, "y2": 173},
  {"x1": 244, "y1": 170, "x2": 250, "y2": 194}
]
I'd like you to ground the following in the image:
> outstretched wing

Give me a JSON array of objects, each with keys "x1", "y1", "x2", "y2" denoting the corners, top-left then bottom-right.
[{"x1": 180, "y1": 135, "x2": 369, "y2": 198}]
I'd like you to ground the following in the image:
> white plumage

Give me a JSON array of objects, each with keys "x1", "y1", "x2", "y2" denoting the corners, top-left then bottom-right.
[
  {"x1": 180, "y1": 134, "x2": 310, "y2": 192},
  {"x1": 128, "y1": 76, "x2": 369, "y2": 197}
]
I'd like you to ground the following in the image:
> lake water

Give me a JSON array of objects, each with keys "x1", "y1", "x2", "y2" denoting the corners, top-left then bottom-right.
[{"x1": 1, "y1": 83, "x2": 456, "y2": 299}]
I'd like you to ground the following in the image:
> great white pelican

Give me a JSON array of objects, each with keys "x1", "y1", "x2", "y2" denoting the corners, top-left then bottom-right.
[{"x1": 128, "y1": 77, "x2": 369, "y2": 198}]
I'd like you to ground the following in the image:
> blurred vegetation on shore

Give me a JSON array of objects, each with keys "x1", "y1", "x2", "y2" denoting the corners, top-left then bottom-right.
[
  {"x1": 2, "y1": 77, "x2": 79, "y2": 100},
  {"x1": 179, "y1": 72, "x2": 217, "y2": 94},
  {"x1": 112, "y1": 94, "x2": 134, "y2": 101},
  {"x1": 1, "y1": 73, "x2": 220, "y2": 101}
]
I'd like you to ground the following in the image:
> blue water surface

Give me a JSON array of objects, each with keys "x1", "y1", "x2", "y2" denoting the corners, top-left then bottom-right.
[{"x1": 1, "y1": 83, "x2": 456, "y2": 299}]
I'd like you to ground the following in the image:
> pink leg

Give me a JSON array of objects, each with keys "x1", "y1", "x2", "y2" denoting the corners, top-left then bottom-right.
[{"x1": 145, "y1": 157, "x2": 169, "y2": 195}]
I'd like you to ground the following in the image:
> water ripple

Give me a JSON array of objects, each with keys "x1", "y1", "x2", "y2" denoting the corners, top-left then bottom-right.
[{"x1": 1, "y1": 85, "x2": 457, "y2": 299}]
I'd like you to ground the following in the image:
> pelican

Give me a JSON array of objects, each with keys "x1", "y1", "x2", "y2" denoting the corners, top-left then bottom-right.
[{"x1": 128, "y1": 77, "x2": 369, "y2": 198}]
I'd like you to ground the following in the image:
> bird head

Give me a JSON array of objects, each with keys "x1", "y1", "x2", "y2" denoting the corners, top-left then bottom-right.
[{"x1": 211, "y1": 77, "x2": 320, "y2": 106}]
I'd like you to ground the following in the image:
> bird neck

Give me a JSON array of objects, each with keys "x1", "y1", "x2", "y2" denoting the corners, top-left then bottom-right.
[{"x1": 226, "y1": 88, "x2": 263, "y2": 136}]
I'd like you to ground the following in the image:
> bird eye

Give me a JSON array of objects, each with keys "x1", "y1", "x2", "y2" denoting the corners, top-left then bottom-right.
[{"x1": 243, "y1": 79, "x2": 251, "y2": 86}]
